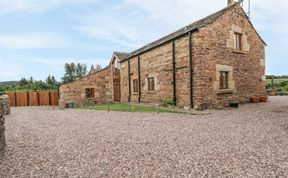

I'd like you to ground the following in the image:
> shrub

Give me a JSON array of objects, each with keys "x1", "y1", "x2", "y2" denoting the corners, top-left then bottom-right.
[
  {"x1": 284, "y1": 85, "x2": 288, "y2": 92},
  {"x1": 280, "y1": 81, "x2": 288, "y2": 87},
  {"x1": 275, "y1": 87, "x2": 284, "y2": 92},
  {"x1": 266, "y1": 83, "x2": 272, "y2": 89},
  {"x1": 161, "y1": 99, "x2": 175, "y2": 107}
]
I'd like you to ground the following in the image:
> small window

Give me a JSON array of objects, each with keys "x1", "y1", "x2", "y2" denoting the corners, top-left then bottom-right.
[
  {"x1": 234, "y1": 32, "x2": 242, "y2": 50},
  {"x1": 85, "y1": 88, "x2": 95, "y2": 98},
  {"x1": 148, "y1": 77, "x2": 155, "y2": 91},
  {"x1": 220, "y1": 71, "x2": 229, "y2": 89},
  {"x1": 133, "y1": 79, "x2": 139, "y2": 93}
]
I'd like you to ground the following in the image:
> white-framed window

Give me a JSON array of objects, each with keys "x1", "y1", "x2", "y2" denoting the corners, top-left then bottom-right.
[{"x1": 234, "y1": 32, "x2": 242, "y2": 50}]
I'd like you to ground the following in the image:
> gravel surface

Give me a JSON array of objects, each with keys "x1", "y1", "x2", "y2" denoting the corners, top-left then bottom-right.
[{"x1": 0, "y1": 97, "x2": 288, "y2": 177}]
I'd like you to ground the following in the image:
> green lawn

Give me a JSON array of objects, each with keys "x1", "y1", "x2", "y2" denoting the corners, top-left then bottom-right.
[
  {"x1": 266, "y1": 78, "x2": 288, "y2": 85},
  {"x1": 79, "y1": 103, "x2": 183, "y2": 114}
]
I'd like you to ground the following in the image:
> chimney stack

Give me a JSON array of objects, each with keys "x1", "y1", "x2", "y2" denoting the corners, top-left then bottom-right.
[{"x1": 228, "y1": 0, "x2": 234, "y2": 6}]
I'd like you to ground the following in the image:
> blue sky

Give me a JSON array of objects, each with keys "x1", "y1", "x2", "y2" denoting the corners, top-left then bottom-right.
[{"x1": 0, "y1": 0, "x2": 287, "y2": 82}]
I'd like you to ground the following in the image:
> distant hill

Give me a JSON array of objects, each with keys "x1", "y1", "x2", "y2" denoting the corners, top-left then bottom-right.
[{"x1": 0, "y1": 81, "x2": 19, "y2": 86}]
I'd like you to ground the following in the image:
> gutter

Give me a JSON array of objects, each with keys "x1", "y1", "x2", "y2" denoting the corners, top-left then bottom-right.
[
  {"x1": 128, "y1": 60, "x2": 131, "y2": 102},
  {"x1": 189, "y1": 31, "x2": 194, "y2": 108},
  {"x1": 172, "y1": 41, "x2": 177, "y2": 106},
  {"x1": 137, "y1": 56, "x2": 141, "y2": 103}
]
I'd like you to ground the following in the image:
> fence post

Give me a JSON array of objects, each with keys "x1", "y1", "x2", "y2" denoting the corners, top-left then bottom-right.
[
  {"x1": 27, "y1": 92, "x2": 29, "y2": 106},
  {"x1": 14, "y1": 92, "x2": 17, "y2": 107},
  {"x1": 37, "y1": 92, "x2": 40, "y2": 106},
  {"x1": 48, "y1": 92, "x2": 51, "y2": 106}
]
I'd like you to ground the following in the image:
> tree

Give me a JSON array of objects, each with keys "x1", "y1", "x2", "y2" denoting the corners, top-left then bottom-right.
[
  {"x1": 76, "y1": 63, "x2": 87, "y2": 78},
  {"x1": 19, "y1": 77, "x2": 28, "y2": 86},
  {"x1": 51, "y1": 76, "x2": 57, "y2": 85},
  {"x1": 29, "y1": 77, "x2": 33, "y2": 84},
  {"x1": 90, "y1": 65, "x2": 95, "y2": 71},
  {"x1": 62, "y1": 62, "x2": 87, "y2": 83},
  {"x1": 95, "y1": 64, "x2": 102, "y2": 72},
  {"x1": 46, "y1": 75, "x2": 52, "y2": 85}
]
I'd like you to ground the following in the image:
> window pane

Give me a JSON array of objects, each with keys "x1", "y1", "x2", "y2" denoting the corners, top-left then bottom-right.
[
  {"x1": 148, "y1": 77, "x2": 155, "y2": 91},
  {"x1": 234, "y1": 34, "x2": 237, "y2": 49},
  {"x1": 220, "y1": 72, "x2": 229, "y2": 89},
  {"x1": 85, "y1": 88, "x2": 95, "y2": 98},
  {"x1": 234, "y1": 33, "x2": 242, "y2": 50}
]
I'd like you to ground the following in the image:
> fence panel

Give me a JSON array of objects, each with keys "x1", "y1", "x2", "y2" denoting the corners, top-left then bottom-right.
[
  {"x1": 39, "y1": 92, "x2": 50, "y2": 106},
  {"x1": 28, "y1": 92, "x2": 39, "y2": 106},
  {"x1": 4, "y1": 92, "x2": 58, "y2": 107},
  {"x1": 49, "y1": 92, "x2": 59, "y2": 106},
  {"x1": 16, "y1": 92, "x2": 28, "y2": 107},
  {"x1": 6, "y1": 92, "x2": 16, "y2": 107}
]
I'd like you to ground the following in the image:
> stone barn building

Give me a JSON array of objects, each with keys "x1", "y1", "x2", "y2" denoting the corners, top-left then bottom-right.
[
  {"x1": 59, "y1": 52, "x2": 127, "y2": 106},
  {"x1": 60, "y1": 1, "x2": 266, "y2": 110}
]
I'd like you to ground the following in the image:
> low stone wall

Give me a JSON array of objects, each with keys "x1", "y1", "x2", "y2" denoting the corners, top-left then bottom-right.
[
  {"x1": 0, "y1": 94, "x2": 11, "y2": 115},
  {"x1": 0, "y1": 101, "x2": 5, "y2": 151}
]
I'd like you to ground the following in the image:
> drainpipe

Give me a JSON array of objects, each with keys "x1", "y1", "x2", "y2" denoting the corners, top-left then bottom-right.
[
  {"x1": 137, "y1": 56, "x2": 141, "y2": 103},
  {"x1": 172, "y1": 41, "x2": 177, "y2": 106},
  {"x1": 189, "y1": 32, "x2": 194, "y2": 108},
  {"x1": 128, "y1": 60, "x2": 131, "y2": 102}
]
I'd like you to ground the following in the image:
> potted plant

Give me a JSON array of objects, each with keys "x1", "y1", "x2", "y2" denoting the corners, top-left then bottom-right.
[
  {"x1": 260, "y1": 96, "x2": 268, "y2": 102},
  {"x1": 251, "y1": 96, "x2": 260, "y2": 103},
  {"x1": 229, "y1": 101, "x2": 239, "y2": 108}
]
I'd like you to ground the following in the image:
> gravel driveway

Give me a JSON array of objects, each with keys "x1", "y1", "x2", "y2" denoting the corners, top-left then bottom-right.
[{"x1": 0, "y1": 97, "x2": 288, "y2": 177}]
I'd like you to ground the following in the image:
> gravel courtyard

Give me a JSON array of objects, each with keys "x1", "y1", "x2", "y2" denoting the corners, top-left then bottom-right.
[{"x1": 0, "y1": 97, "x2": 288, "y2": 177}]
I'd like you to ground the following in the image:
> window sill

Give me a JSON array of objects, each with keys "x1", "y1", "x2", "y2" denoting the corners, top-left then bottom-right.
[
  {"x1": 148, "y1": 91, "x2": 156, "y2": 94},
  {"x1": 216, "y1": 89, "x2": 234, "y2": 94},
  {"x1": 132, "y1": 93, "x2": 139, "y2": 95},
  {"x1": 232, "y1": 49, "x2": 247, "y2": 54}
]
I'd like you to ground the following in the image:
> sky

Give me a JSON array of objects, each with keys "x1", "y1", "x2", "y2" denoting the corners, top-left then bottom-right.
[{"x1": 0, "y1": 0, "x2": 287, "y2": 82}]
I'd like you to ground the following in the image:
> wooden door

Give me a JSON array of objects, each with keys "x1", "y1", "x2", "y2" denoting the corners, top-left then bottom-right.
[{"x1": 113, "y1": 78, "x2": 121, "y2": 102}]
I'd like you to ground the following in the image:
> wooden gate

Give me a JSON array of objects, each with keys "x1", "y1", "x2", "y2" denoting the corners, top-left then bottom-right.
[{"x1": 113, "y1": 78, "x2": 121, "y2": 102}]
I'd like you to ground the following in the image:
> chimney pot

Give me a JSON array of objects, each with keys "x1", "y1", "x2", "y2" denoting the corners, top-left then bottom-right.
[{"x1": 228, "y1": 0, "x2": 234, "y2": 6}]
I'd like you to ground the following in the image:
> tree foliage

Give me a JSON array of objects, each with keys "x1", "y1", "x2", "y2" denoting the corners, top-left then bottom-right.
[
  {"x1": 0, "y1": 76, "x2": 58, "y2": 92},
  {"x1": 62, "y1": 63, "x2": 87, "y2": 83}
]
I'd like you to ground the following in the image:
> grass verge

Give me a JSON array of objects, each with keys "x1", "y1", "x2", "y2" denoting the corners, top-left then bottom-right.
[{"x1": 78, "y1": 103, "x2": 184, "y2": 114}]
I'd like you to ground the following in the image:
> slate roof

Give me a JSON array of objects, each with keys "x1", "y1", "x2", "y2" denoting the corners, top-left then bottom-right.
[
  {"x1": 120, "y1": 2, "x2": 266, "y2": 62},
  {"x1": 113, "y1": 52, "x2": 130, "y2": 61}
]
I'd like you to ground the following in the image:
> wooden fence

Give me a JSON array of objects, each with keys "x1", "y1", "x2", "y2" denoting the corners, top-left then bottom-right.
[{"x1": 6, "y1": 92, "x2": 59, "y2": 107}]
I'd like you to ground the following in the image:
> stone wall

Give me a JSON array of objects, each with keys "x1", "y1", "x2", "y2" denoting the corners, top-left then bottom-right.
[
  {"x1": 59, "y1": 66, "x2": 115, "y2": 107},
  {"x1": 0, "y1": 99, "x2": 6, "y2": 151},
  {"x1": 120, "y1": 35, "x2": 190, "y2": 108},
  {"x1": 120, "y1": 4, "x2": 266, "y2": 109},
  {"x1": 192, "y1": 5, "x2": 266, "y2": 109},
  {"x1": 0, "y1": 94, "x2": 11, "y2": 115}
]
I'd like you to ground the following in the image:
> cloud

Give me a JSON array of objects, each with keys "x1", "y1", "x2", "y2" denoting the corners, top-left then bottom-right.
[
  {"x1": 0, "y1": 59, "x2": 22, "y2": 81},
  {"x1": 75, "y1": 15, "x2": 144, "y2": 49},
  {"x1": 29, "y1": 58, "x2": 108, "y2": 71},
  {"x1": 73, "y1": 1, "x2": 227, "y2": 51},
  {"x1": 0, "y1": 56, "x2": 108, "y2": 81},
  {"x1": 0, "y1": 32, "x2": 70, "y2": 49},
  {"x1": 0, "y1": 0, "x2": 95, "y2": 14}
]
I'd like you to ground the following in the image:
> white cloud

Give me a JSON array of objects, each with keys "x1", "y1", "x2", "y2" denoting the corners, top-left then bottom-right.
[
  {"x1": 0, "y1": 59, "x2": 22, "y2": 81},
  {"x1": 29, "y1": 58, "x2": 108, "y2": 71},
  {"x1": 0, "y1": 0, "x2": 95, "y2": 14},
  {"x1": 0, "y1": 33, "x2": 69, "y2": 49},
  {"x1": 73, "y1": 1, "x2": 228, "y2": 51},
  {"x1": 75, "y1": 15, "x2": 144, "y2": 49},
  {"x1": 122, "y1": 0, "x2": 226, "y2": 25}
]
